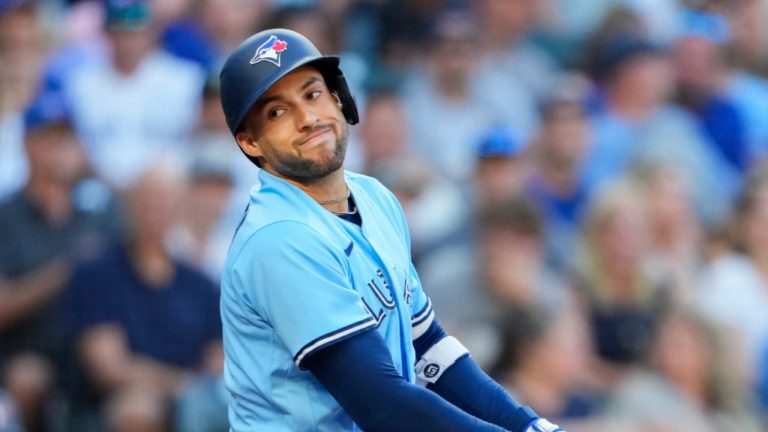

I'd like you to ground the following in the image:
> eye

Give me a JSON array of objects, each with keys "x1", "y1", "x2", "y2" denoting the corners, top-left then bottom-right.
[
  {"x1": 307, "y1": 90, "x2": 322, "y2": 100},
  {"x1": 267, "y1": 108, "x2": 286, "y2": 119}
]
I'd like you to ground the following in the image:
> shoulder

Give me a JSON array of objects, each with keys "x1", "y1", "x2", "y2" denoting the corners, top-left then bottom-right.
[
  {"x1": 653, "y1": 105, "x2": 701, "y2": 130},
  {"x1": 0, "y1": 192, "x2": 26, "y2": 224},
  {"x1": 346, "y1": 171, "x2": 399, "y2": 206},
  {"x1": 227, "y1": 219, "x2": 340, "y2": 269},
  {"x1": 72, "y1": 245, "x2": 124, "y2": 278},
  {"x1": 700, "y1": 253, "x2": 759, "y2": 290},
  {"x1": 68, "y1": 245, "x2": 126, "y2": 300}
]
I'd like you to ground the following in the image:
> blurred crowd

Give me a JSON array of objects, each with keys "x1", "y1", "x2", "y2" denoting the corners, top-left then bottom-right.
[{"x1": 3, "y1": 0, "x2": 768, "y2": 430}]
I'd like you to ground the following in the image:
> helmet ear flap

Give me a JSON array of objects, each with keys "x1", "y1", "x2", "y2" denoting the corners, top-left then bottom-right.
[{"x1": 326, "y1": 70, "x2": 359, "y2": 125}]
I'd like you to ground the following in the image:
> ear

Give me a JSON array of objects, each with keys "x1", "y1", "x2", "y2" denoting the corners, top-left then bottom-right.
[
  {"x1": 332, "y1": 92, "x2": 342, "y2": 107},
  {"x1": 235, "y1": 130, "x2": 263, "y2": 159}
]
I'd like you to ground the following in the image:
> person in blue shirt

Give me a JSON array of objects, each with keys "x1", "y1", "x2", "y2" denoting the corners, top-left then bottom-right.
[{"x1": 218, "y1": 28, "x2": 565, "y2": 432}]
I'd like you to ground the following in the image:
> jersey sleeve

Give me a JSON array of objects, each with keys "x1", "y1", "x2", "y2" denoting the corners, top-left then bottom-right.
[
  {"x1": 231, "y1": 221, "x2": 376, "y2": 368},
  {"x1": 408, "y1": 262, "x2": 434, "y2": 340}
]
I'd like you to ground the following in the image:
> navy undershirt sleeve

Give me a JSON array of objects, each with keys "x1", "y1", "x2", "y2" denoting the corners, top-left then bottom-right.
[
  {"x1": 304, "y1": 328, "x2": 509, "y2": 432},
  {"x1": 416, "y1": 320, "x2": 540, "y2": 432}
]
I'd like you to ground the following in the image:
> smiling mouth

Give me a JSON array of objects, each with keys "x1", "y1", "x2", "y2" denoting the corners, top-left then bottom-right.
[{"x1": 299, "y1": 127, "x2": 333, "y2": 146}]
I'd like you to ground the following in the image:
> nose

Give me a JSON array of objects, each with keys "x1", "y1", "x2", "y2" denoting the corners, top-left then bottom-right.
[{"x1": 295, "y1": 102, "x2": 320, "y2": 131}]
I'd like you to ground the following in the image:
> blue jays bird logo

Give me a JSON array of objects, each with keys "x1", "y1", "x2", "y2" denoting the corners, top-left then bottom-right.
[{"x1": 250, "y1": 35, "x2": 288, "y2": 66}]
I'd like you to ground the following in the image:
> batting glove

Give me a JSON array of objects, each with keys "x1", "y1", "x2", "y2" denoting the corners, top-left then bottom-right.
[{"x1": 525, "y1": 418, "x2": 564, "y2": 432}]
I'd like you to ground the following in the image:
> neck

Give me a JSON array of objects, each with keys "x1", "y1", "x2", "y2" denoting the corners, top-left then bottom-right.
[
  {"x1": 676, "y1": 376, "x2": 708, "y2": 405},
  {"x1": 127, "y1": 235, "x2": 174, "y2": 288},
  {"x1": 436, "y1": 75, "x2": 469, "y2": 101},
  {"x1": 602, "y1": 259, "x2": 637, "y2": 300},
  {"x1": 539, "y1": 158, "x2": 578, "y2": 193},
  {"x1": 25, "y1": 177, "x2": 74, "y2": 226},
  {"x1": 275, "y1": 168, "x2": 350, "y2": 213}
]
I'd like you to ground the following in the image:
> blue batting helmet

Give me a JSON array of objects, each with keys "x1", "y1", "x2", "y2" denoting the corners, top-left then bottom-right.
[{"x1": 219, "y1": 28, "x2": 359, "y2": 136}]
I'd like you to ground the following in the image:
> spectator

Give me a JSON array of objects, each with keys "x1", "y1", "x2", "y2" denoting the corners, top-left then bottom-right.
[
  {"x1": 65, "y1": 160, "x2": 222, "y2": 429},
  {"x1": 65, "y1": 0, "x2": 204, "y2": 188},
  {"x1": 188, "y1": 74, "x2": 260, "y2": 212},
  {"x1": 374, "y1": 156, "x2": 468, "y2": 267},
  {"x1": 161, "y1": 0, "x2": 270, "y2": 73},
  {"x1": 473, "y1": 0, "x2": 559, "y2": 105},
  {"x1": 375, "y1": 0, "x2": 456, "y2": 66},
  {"x1": 419, "y1": 197, "x2": 572, "y2": 366},
  {"x1": 708, "y1": 0, "x2": 768, "y2": 73},
  {"x1": 525, "y1": 82, "x2": 592, "y2": 273},
  {"x1": 673, "y1": 10, "x2": 749, "y2": 175},
  {"x1": 632, "y1": 162, "x2": 703, "y2": 305},
  {"x1": 0, "y1": 0, "x2": 47, "y2": 200},
  {"x1": 574, "y1": 180, "x2": 667, "y2": 384},
  {"x1": 167, "y1": 146, "x2": 236, "y2": 281},
  {"x1": 357, "y1": 90, "x2": 410, "y2": 177},
  {"x1": 490, "y1": 306, "x2": 604, "y2": 430},
  {"x1": 473, "y1": 125, "x2": 532, "y2": 207},
  {"x1": 401, "y1": 10, "x2": 515, "y2": 182},
  {"x1": 697, "y1": 168, "x2": 768, "y2": 389},
  {"x1": 582, "y1": 30, "x2": 739, "y2": 227},
  {"x1": 0, "y1": 89, "x2": 121, "y2": 431},
  {"x1": 604, "y1": 309, "x2": 762, "y2": 432},
  {"x1": 2, "y1": 354, "x2": 56, "y2": 432},
  {"x1": 475, "y1": 197, "x2": 570, "y2": 313},
  {"x1": 168, "y1": 75, "x2": 259, "y2": 280},
  {"x1": 715, "y1": 0, "x2": 768, "y2": 166}
]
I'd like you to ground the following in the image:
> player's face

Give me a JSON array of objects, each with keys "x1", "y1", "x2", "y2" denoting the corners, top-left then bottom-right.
[{"x1": 237, "y1": 66, "x2": 348, "y2": 183}]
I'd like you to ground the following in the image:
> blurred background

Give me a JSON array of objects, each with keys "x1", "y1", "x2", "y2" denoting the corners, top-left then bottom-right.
[{"x1": 3, "y1": 0, "x2": 768, "y2": 430}]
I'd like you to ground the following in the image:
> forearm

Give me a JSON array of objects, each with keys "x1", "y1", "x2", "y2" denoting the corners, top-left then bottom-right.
[
  {"x1": 130, "y1": 356, "x2": 192, "y2": 392},
  {"x1": 306, "y1": 330, "x2": 510, "y2": 432},
  {"x1": 428, "y1": 354, "x2": 537, "y2": 432},
  {"x1": 414, "y1": 320, "x2": 555, "y2": 432},
  {"x1": 80, "y1": 325, "x2": 191, "y2": 395},
  {"x1": 356, "y1": 378, "x2": 509, "y2": 432},
  {"x1": 0, "y1": 259, "x2": 71, "y2": 330}
]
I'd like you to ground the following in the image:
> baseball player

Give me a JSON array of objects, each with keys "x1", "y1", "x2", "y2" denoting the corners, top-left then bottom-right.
[{"x1": 219, "y1": 28, "x2": 565, "y2": 432}]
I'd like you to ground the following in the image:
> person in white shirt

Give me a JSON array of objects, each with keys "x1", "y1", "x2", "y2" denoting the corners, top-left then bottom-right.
[{"x1": 65, "y1": 0, "x2": 204, "y2": 189}]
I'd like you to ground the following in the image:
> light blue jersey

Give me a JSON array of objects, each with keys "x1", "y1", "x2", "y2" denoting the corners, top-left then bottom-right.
[{"x1": 221, "y1": 169, "x2": 434, "y2": 432}]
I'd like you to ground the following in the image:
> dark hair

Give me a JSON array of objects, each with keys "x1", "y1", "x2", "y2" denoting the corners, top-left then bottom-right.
[
  {"x1": 489, "y1": 306, "x2": 552, "y2": 379},
  {"x1": 475, "y1": 197, "x2": 543, "y2": 239}
]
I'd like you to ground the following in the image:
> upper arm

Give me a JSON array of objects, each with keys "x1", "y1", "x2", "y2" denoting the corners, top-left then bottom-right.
[{"x1": 381, "y1": 184, "x2": 435, "y2": 341}]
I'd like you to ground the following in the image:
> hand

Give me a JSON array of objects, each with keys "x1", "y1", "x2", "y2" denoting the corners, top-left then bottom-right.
[{"x1": 525, "y1": 418, "x2": 564, "y2": 432}]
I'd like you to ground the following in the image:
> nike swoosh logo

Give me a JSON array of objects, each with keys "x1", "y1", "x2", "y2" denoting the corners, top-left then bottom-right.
[{"x1": 344, "y1": 241, "x2": 354, "y2": 256}]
